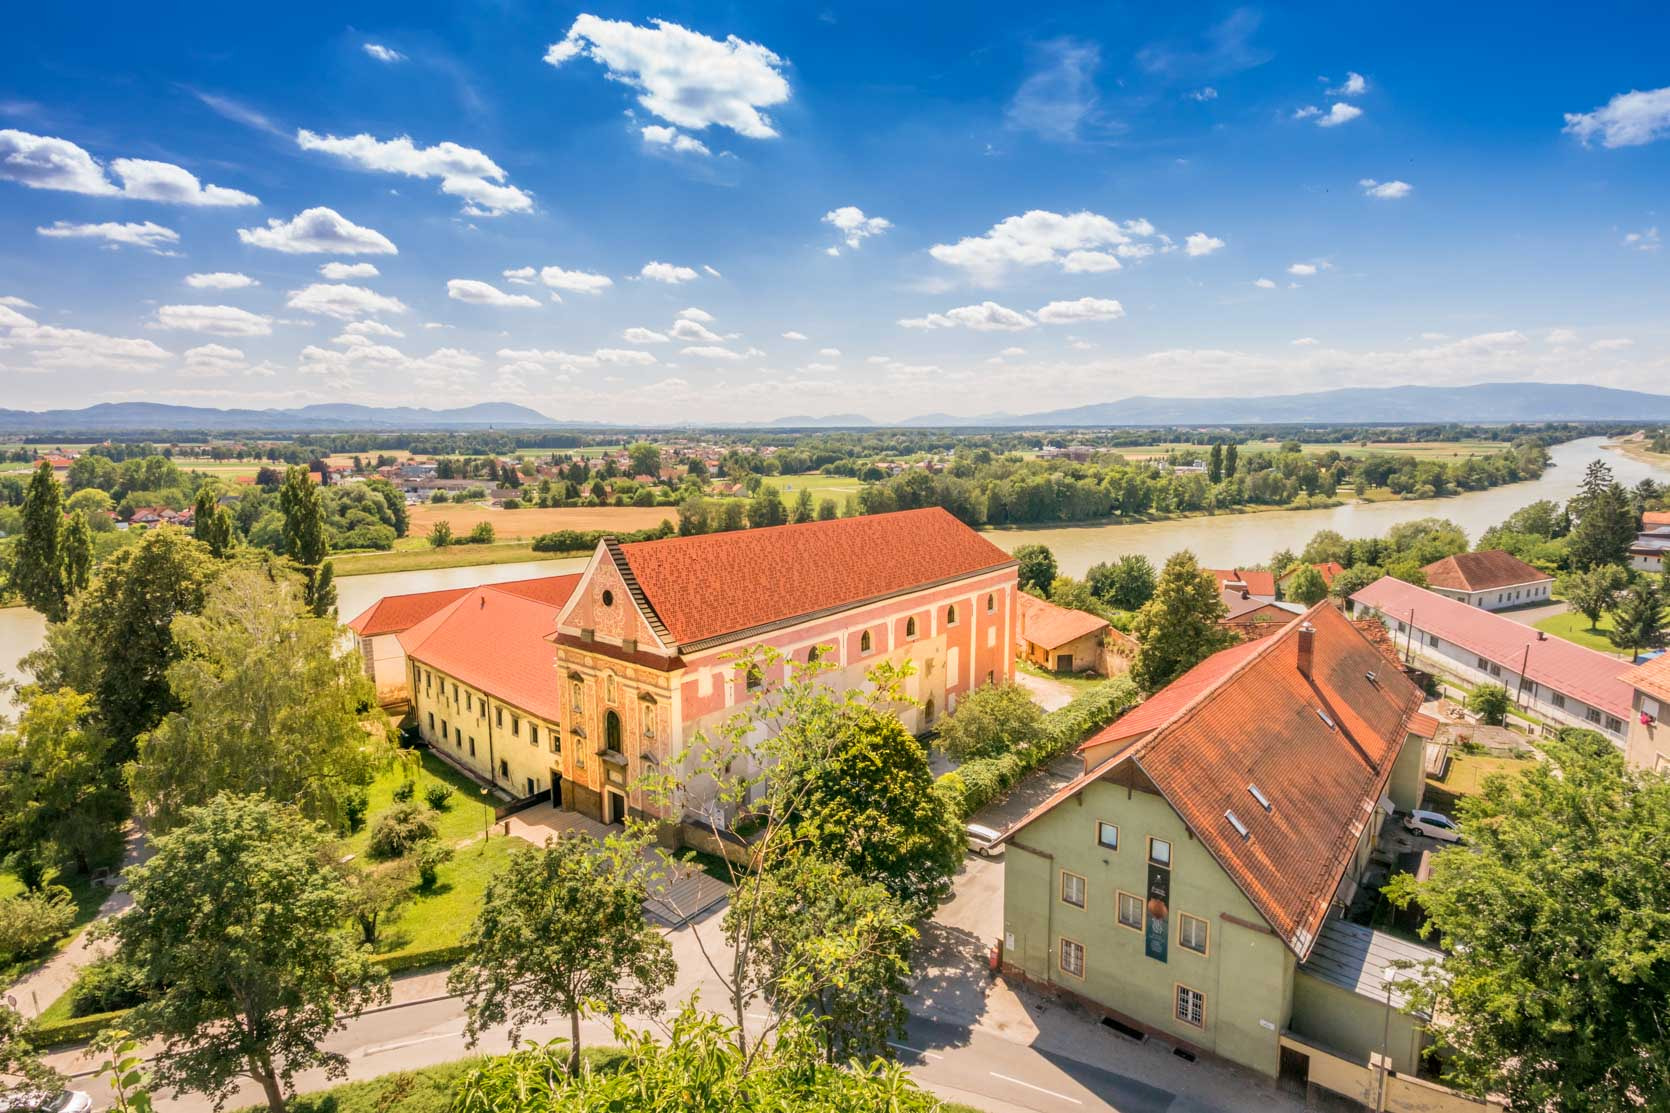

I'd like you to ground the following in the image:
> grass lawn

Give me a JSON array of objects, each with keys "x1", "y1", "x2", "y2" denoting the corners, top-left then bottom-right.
[
  {"x1": 1424, "y1": 751, "x2": 1536, "y2": 815},
  {"x1": 0, "y1": 864, "x2": 112, "y2": 985},
  {"x1": 774, "y1": 473, "x2": 863, "y2": 501},
  {"x1": 368, "y1": 836, "x2": 517, "y2": 965},
  {"x1": 332, "y1": 541, "x2": 577, "y2": 576},
  {"x1": 1017, "y1": 659, "x2": 1112, "y2": 695},
  {"x1": 1533, "y1": 610, "x2": 1630, "y2": 656},
  {"x1": 346, "y1": 751, "x2": 499, "y2": 856}
]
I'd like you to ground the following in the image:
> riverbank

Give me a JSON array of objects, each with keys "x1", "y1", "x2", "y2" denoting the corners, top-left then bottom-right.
[
  {"x1": 330, "y1": 541, "x2": 591, "y2": 577},
  {"x1": 1609, "y1": 437, "x2": 1670, "y2": 468}
]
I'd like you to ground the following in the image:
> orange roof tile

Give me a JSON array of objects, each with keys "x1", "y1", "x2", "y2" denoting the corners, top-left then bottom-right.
[
  {"x1": 397, "y1": 576, "x2": 582, "y2": 722},
  {"x1": 1079, "y1": 637, "x2": 1266, "y2": 749},
  {"x1": 1421, "y1": 550, "x2": 1551, "y2": 592},
  {"x1": 1016, "y1": 603, "x2": 1423, "y2": 959},
  {"x1": 615, "y1": 508, "x2": 1016, "y2": 649},
  {"x1": 347, "y1": 587, "x2": 473, "y2": 637},
  {"x1": 1623, "y1": 653, "x2": 1670, "y2": 706},
  {"x1": 1407, "y1": 711, "x2": 1441, "y2": 739},
  {"x1": 1210, "y1": 568, "x2": 1276, "y2": 598},
  {"x1": 1644, "y1": 511, "x2": 1670, "y2": 529},
  {"x1": 1017, "y1": 593, "x2": 1108, "y2": 651}
]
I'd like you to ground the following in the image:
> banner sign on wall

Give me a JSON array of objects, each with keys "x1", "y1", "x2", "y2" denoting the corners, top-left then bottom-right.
[{"x1": 1145, "y1": 862, "x2": 1170, "y2": 962}]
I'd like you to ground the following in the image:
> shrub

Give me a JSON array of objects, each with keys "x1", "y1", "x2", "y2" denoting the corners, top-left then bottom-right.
[
  {"x1": 933, "y1": 683, "x2": 1047, "y2": 761},
  {"x1": 1467, "y1": 683, "x2": 1512, "y2": 726},
  {"x1": 501, "y1": 498, "x2": 522, "y2": 510},
  {"x1": 0, "y1": 890, "x2": 76, "y2": 964},
  {"x1": 368, "y1": 802, "x2": 439, "y2": 860},
  {"x1": 344, "y1": 789, "x2": 370, "y2": 832},
  {"x1": 415, "y1": 840, "x2": 454, "y2": 890},
  {"x1": 392, "y1": 780, "x2": 416, "y2": 802},
  {"x1": 467, "y1": 522, "x2": 495, "y2": 545},
  {"x1": 424, "y1": 782, "x2": 455, "y2": 811},
  {"x1": 68, "y1": 958, "x2": 151, "y2": 1017}
]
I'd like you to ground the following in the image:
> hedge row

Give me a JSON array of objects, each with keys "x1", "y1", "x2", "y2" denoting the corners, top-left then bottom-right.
[
  {"x1": 936, "y1": 676, "x2": 1140, "y2": 819},
  {"x1": 375, "y1": 942, "x2": 472, "y2": 976},
  {"x1": 529, "y1": 521, "x2": 675, "y2": 553}
]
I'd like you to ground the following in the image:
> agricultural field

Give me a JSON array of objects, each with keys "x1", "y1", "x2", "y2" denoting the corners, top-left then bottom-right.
[
  {"x1": 772, "y1": 473, "x2": 863, "y2": 500},
  {"x1": 1109, "y1": 439, "x2": 1509, "y2": 462},
  {"x1": 405, "y1": 503, "x2": 675, "y2": 540}
]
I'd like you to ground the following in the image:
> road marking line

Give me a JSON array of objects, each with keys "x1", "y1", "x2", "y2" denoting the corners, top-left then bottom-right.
[
  {"x1": 364, "y1": 1030, "x2": 464, "y2": 1055},
  {"x1": 989, "y1": 1072, "x2": 1083, "y2": 1105},
  {"x1": 887, "y1": 1041, "x2": 943, "y2": 1060}
]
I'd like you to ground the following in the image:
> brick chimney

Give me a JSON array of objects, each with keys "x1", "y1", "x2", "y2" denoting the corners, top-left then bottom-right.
[{"x1": 1297, "y1": 621, "x2": 1316, "y2": 679}]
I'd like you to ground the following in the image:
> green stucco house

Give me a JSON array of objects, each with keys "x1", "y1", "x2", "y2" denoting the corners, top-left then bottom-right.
[{"x1": 999, "y1": 604, "x2": 1439, "y2": 1089}]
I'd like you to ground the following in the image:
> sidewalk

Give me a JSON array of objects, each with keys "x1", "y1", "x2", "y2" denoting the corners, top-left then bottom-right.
[{"x1": 9, "y1": 824, "x2": 148, "y2": 1019}]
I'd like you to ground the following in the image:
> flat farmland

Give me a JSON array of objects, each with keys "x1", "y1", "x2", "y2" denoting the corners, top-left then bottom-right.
[
  {"x1": 774, "y1": 473, "x2": 863, "y2": 499},
  {"x1": 1111, "y1": 439, "x2": 1508, "y2": 461},
  {"x1": 405, "y1": 502, "x2": 674, "y2": 540}
]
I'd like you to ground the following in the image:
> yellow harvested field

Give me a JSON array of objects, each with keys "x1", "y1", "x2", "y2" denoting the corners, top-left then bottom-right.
[{"x1": 405, "y1": 503, "x2": 674, "y2": 539}]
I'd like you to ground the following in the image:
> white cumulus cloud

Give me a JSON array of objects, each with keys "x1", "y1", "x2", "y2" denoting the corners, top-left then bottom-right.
[
  {"x1": 37, "y1": 220, "x2": 179, "y2": 253},
  {"x1": 1184, "y1": 232, "x2": 1225, "y2": 256},
  {"x1": 677, "y1": 307, "x2": 715, "y2": 322},
  {"x1": 1035, "y1": 297, "x2": 1125, "y2": 324},
  {"x1": 185, "y1": 272, "x2": 258, "y2": 289},
  {"x1": 1288, "y1": 262, "x2": 1319, "y2": 276},
  {"x1": 929, "y1": 210, "x2": 1167, "y2": 283},
  {"x1": 641, "y1": 125, "x2": 711, "y2": 156},
  {"x1": 0, "y1": 129, "x2": 258, "y2": 205},
  {"x1": 502, "y1": 266, "x2": 537, "y2": 285},
  {"x1": 545, "y1": 15, "x2": 791, "y2": 139},
  {"x1": 823, "y1": 206, "x2": 892, "y2": 249},
  {"x1": 447, "y1": 279, "x2": 542, "y2": 308},
  {"x1": 344, "y1": 320, "x2": 404, "y2": 338},
  {"x1": 641, "y1": 261, "x2": 698, "y2": 284},
  {"x1": 1316, "y1": 102, "x2": 1363, "y2": 127},
  {"x1": 320, "y1": 261, "x2": 380, "y2": 279},
  {"x1": 623, "y1": 327, "x2": 669, "y2": 344},
  {"x1": 1254, "y1": 277, "x2": 1277, "y2": 289},
  {"x1": 670, "y1": 318, "x2": 722, "y2": 342},
  {"x1": 1564, "y1": 87, "x2": 1670, "y2": 148},
  {"x1": 1623, "y1": 227, "x2": 1661, "y2": 252},
  {"x1": 1328, "y1": 72, "x2": 1367, "y2": 96},
  {"x1": 287, "y1": 282, "x2": 408, "y2": 319},
  {"x1": 540, "y1": 266, "x2": 613, "y2": 294},
  {"x1": 781, "y1": 330, "x2": 808, "y2": 341},
  {"x1": 1360, "y1": 178, "x2": 1412, "y2": 200},
  {"x1": 238, "y1": 207, "x2": 398, "y2": 254},
  {"x1": 295, "y1": 130, "x2": 533, "y2": 216},
  {"x1": 363, "y1": 43, "x2": 406, "y2": 63},
  {"x1": 899, "y1": 301, "x2": 1036, "y2": 331},
  {"x1": 154, "y1": 304, "x2": 274, "y2": 337}
]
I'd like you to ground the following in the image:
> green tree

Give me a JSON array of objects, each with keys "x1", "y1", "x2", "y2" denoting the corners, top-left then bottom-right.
[
  {"x1": 816, "y1": 497, "x2": 838, "y2": 521},
  {"x1": 131, "y1": 568, "x2": 387, "y2": 831},
  {"x1": 279, "y1": 466, "x2": 335, "y2": 615},
  {"x1": 1300, "y1": 529, "x2": 1351, "y2": 566},
  {"x1": 23, "y1": 528, "x2": 216, "y2": 754},
  {"x1": 0, "y1": 688, "x2": 125, "y2": 875},
  {"x1": 732, "y1": 853, "x2": 915, "y2": 1064},
  {"x1": 191, "y1": 489, "x2": 234, "y2": 558},
  {"x1": 1130, "y1": 550, "x2": 1234, "y2": 692},
  {"x1": 108, "y1": 794, "x2": 388, "y2": 1112},
  {"x1": 1223, "y1": 442, "x2": 1238, "y2": 477},
  {"x1": 1207, "y1": 443, "x2": 1223, "y2": 484},
  {"x1": 10, "y1": 461, "x2": 68, "y2": 620},
  {"x1": 1047, "y1": 575, "x2": 1107, "y2": 618},
  {"x1": 1283, "y1": 563, "x2": 1329, "y2": 606},
  {"x1": 1566, "y1": 460, "x2": 1635, "y2": 571},
  {"x1": 1385, "y1": 732, "x2": 1670, "y2": 1110},
  {"x1": 448, "y1": 832, "x2": 675, "y2": 1074},
  {"x1": 718, "y1": 500, "x2": 746, "y2": 532},
  {"x1": 1012, "y1": 543, "x2": 1058, "y2": 594},
  {"x1": 59, "y1": 510, "x2": 93, "y2": 598},
  {"x1": 427, "y1": 520, "x2": 453, "y2": 547},
  {"x1": 747, "y1": 485, "x2": 788, "y2": 529},
  {"x1": 1558, "y1": 564, "x2": 1629, "y2": 629},
  {"x1": 1466, "y1": 683, "x2": 1511, "y2": 726},
  {"x1": 931, "y1": 682, "x2": 1045, "y2": 760},
  {"x1": 340, "y1": 859, "x2": 414, "y2": 945},
  {"x1": 1086, "y1": 554, "x2": 1156, "y2": 610},
  {"x1": 627, "y1": 442, "x2": 663, "y2": 479},
  {"x1": 1607, "y1": 579, "x2": 1666, "y2": 663},
  {"x1": 1329, "y1": 564, "x2": 1386, "y2": 600},
  {"x1": 1, "y1": 1003, "x2": 62, "y2": 1098},
  {"x1": 1383, "y1": 517, "x2": 1468, "y2": 565},
  {"x1": 791, "y1": 487, "x2": 815, "y2": 524},
  {"x1": 782, "y1": 704, "x2": 962, "y2": 910}
]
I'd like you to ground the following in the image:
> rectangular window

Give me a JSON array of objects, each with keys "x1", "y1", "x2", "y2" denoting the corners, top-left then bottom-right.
[
  {"x1": 529, "y1": 724, "x2": 539, "y2": 746},
  {"x1": 466, "y1": 692, "x2": 473, "y2": 712},
  {"x1": 1476, "y1": 656, "x2": 1489, "y2": 670},
  {"x1": 1552, "y1": 693, "x2": 1567, "y2": 710},
  {"x1": 495, "y1": 707, "x2": 502, "y2": 728},
  {"x1": 441, "y1": 720, "x2": 449, "y2": 740},
  {"x1": 1428, "y1": 633, "x2": 1440, "y2": 648},
  {"x1": 1060, "y1": 871, "x2": 1087, "y2": 909},
  {"x1": 1117, "y1": 891, "x2": 1143, "y2": 930},
  {"x1": 1059, "y1": 938, "x2": 1085, "y2": 978},
  {"x1": 1179, "y1": 913, "x2": 1209, "y2": 955},
  {"x1": 1148, "y1": 837, "x2": 1172, "y2": 867},
  {"x1": 512, "y1": 716, "x2": 520, "y2": 736},
  {"x1": 427, "y1": 712, "x2": 434, "y2": 731},
  {"x1": 745, "y1": 665, "x2": 762, "y2": 691},
  {"x1": 1606, "y1": 716, "x2": 1624, "y2": 733},
  {"x1": 469, "y1": 737, "x2": 476, "y2": 756},
  {"x1": 1489, "y1": 663, "x2": 1501, "y2": 678},
  {"x1": 1096, "y1": 822, "x2": 1119, "y2": 851},
  {"x1": 1175, "y1": 985, "x2": 1205, "y2": 1028},
  {"x1": 526, "y1": 777, "x2": 535, "y2": 795},
  {"x1": 1587, "y1": 707, "x2": 1602, "y2": 724}
]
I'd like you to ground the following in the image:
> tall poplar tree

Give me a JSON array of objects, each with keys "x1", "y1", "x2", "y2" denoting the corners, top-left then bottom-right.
[
  {"x1": 1565, "y1": 460, "x2": 1635, "y2": 571},
  {"x1": 11, "y1": 462, "x2": 68, "y2": 620},
  {"x1": 192, "y1": 488, "x2": 234, "y2": 557},
  {"x1": 59, "y1": 511, "x2": 93, "y2": 599},
  {"x1": 279, "y1": 466, "x2": 335, "y2": 616}
]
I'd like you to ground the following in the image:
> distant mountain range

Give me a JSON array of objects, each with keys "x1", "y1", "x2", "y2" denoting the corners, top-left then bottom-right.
[
  {"x1": 0, "y1": 402, "x2": 561, "y2": 433},
  {"x1": 3, "y1": 383, "x2": 1668, "y2": 434}
]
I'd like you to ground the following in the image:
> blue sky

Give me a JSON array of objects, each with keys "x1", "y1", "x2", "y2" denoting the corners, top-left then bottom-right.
[{"x1": 2, "y1": 2, "x2": 1667, "y2": 423}]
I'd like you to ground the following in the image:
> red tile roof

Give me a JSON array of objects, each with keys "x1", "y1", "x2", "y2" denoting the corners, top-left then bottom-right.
[
  {"x1": 1080, "y1": 637, "x2": 1266, "y2": 750},
  {"x1": 1281, "y1": 561, "x2": 1346, "y2": 586},
  {"x1": 1644, "y1": 511, "x2": 1670, "y2": 529},
  {"x1": 1016, "y1": 603, "x2": 1423, "y2": 959},
  {"x1": 347, "y1": 586, "x2": 474, "y2": 637},
  {"x1": 1407, "y1": 711, "x2": 1440, "y2": 739},
  {"x1": 1421, "y1": 550, "x2": 1551, "y2": 592},
  {"x1": 1623, "y1": 653, "x2": 1670, "y2": 705},
  {"x1": 397, "y1": 575, "x2": 582, "y2": 722},
  {"x1": 615, "y1": 508, "x2": 1016, "y2": 649},
  {"x1": 1017, "y1": 592, "x2": 1109, "y2": 651},
  {"x1": 1350, "y1": 576, "x2": 1634, "y2": 721},
  {"x1": 1222, "y1": 587, "x2": 1302, "y2": 622},
  {"x1": 1210, "y1": 568, "x2": 1276, "y2": 598}
]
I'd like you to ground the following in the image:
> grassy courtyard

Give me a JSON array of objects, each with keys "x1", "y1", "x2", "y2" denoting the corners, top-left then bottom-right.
[
  {"x1": 1424, "y1": 750, "x2": 1536, "y2": 815},
  {"x1": 0, "y1": 864, "x2": 112, "y2": 985},
  {"x1": 1533, "y1": 609, "x2": 1629, "y2": 655}
]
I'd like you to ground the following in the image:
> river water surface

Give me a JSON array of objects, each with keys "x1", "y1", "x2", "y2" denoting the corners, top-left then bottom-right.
[{"x1": 3, "y1": 437, "x2": 1666, "y2": 709}]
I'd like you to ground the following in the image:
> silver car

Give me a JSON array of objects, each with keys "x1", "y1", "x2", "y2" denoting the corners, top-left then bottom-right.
[
  {"x1": 0, "y1": 1092, "x2": 94, "y2": 1113},
  {"x1": 965, "y1": 822, "x2": 1005, "y2": 856},
  {"x1": 1404, "y1": 809, "x2": 1462, "y2": 843}
]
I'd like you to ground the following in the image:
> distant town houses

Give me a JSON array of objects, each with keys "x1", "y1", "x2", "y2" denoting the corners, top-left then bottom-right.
[
  {"x1": 1418, "y1": 549, "x2": 1553, "y2": 610},
  {"x1": 1349, "y1": 575, "x2": 1635, "y2": 746},
  {"x1": 997, "y1": 606, "x2": 1438, "y2": 1083},
  {"x1": 347, "y1": 508, "x2": 1019, "y2": 834}
]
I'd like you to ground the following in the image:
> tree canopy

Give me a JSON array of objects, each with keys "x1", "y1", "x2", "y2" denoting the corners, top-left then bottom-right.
[
  {"x1": 1130, "y1": 550, "x2": 1234, "y2": 692},
  {"x1": 1011, "y1": 544, "x2": 1058, "y2": 594},
  {"x1": 0, "y1": 688, "x2": 125, "y2": 875},
  {"x1": 931, "y1": 682, "x2": 1046, "y2": 761},
  {"x1": 1387, "y1": 732, "x2": 1670, "y2": 1110},
  {"x1": 1566, "y1": 460, "x2": 1636, "y2": 572}
]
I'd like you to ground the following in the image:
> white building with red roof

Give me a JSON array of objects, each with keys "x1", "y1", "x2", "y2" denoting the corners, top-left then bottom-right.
[
  {"x1": 1350, "y1": 575, "x2": 1634, "y2": 743},
  {"x1": 1418, "y1": 549, "x2": 1553, "y2": 610}
]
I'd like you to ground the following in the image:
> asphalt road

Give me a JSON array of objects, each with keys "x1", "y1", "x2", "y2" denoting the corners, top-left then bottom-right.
[{"x1": 60, "y1": 992, "x2": 1240, "y2": 1113}]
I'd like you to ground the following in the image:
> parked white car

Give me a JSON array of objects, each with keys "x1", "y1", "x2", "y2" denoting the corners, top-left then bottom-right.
[
  {"x1": 1404, "y1": 809, "x2": 1462, "y2": 843},
  {"x1": 0, "y1": 1092, "x2": 94, "y2": 1113},
  {"x1": 964, "y1": 823, "x2": 1005, "y2": 856}
]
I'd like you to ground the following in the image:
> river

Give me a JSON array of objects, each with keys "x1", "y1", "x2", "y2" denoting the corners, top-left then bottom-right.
[{"x1": 2, "y1": 437, "x2": 1666, "y2": 709}]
